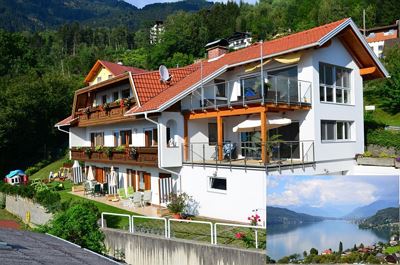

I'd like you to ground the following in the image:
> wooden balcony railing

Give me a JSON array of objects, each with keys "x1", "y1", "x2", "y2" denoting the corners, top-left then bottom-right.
[
  {"x1": 76, "y1": 98, "x2": 135, "y2": 127},
  {"x1": 70, "y1": 147, "x2": 158, "y2": 167}
]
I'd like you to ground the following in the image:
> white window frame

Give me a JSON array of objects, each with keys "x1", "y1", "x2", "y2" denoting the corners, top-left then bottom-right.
[
  {"x1": 319, "y1": 63, "x2": 352, "y2": 105},
  {"x1": 321, "y1": 120, "x2": 353, "y2": 142},
  {"x1": 207, "y1": 176, "x2": 227, "y2": 194}
]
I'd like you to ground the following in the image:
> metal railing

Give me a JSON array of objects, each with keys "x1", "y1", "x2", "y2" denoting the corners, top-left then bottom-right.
[
  {"x1": 101, "y1": 212, "x2": 132, "y2": 233},
  {"x1": 131, "y1": 215, "x2": 168, "y2": 238},
  {"x1": 101, "y1": 212, "x2": 265, "y2": 249},
  {"x1": 183, "y1": 140, "x2": 315, "y2": 168},
  {"x1": 186, "y1": 74, "x2": 312, "y2": 111},
  {"x1": 214, "y1": 223, "x2": 266, "y2": 249},
  {"x1": 168, "y1": 218, "x2": 214, "y2": 244}
]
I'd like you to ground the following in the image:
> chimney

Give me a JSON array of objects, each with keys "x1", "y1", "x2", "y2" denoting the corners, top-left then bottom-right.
[{"x1": 205, "y1": 39, "x2": 229, "y2": 60}]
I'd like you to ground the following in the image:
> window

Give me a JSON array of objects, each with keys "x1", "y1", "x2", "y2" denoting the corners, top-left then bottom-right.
[
  {"x1": 209, "y1": 177, "x2": 227, "y2": 191},
  {"x1": 319, "y1": 63, "x2": 351, "y2": 104},
  {"x1": 122, "y1": 89, "x2": 130, "y2": 99},
  {"x1": 144, "y1": 129, "x2": 157, "y2": 147},
  {"x1": 97, "y1": 77, "x2": 102, "y2": 82},
  {"x1": 214, "y1": 79, "x2": 226, "y2": 97},
  {"x1": 113, "y1": 132, "x2": 119, "y2": 147},
  {"x1": 378, "y1": 45, "x2": 384, "y2": 51},
  {"x1": 120, "y1": 130, "x2": 132, "y2": 146},
  {"x1": 90, "y1": 132, "x2": 104, "y2": 147},
  {"x1": 208, "y1": 123, "x2": 217, "y2": 145},
  {"x1": 108, "y1": 74, "x2": 113, "y2": 79},
  {"x1": 102, "y1": 95, "x2": 107, "y2": 104},
  {"x1": 321, "y1": 120, "x2": 352, "y2": 141},
  {"x1": 113, "y1": 92, "x2": 119, "y2": 101}
]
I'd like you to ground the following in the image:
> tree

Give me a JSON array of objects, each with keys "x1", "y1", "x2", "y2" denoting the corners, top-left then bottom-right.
[
  {"x1": 45, "y1": 201, "x2": 105, "y2": 253},
  {"x1": 353, "y1": 244, "x2": 357, "y2": 251},
  {"x1": 310, "y1": 247, "x2": 318, "y2": 255},
  {"x1": 339, "y1": 241, "x2": 343, "y2": 254},
  {"x1": 303, "y1": 250, "x2": 308, "y2": 257}
]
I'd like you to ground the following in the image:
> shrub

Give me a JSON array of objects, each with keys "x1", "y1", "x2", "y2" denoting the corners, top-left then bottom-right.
[
  {"x1": 363, "y1": 151, "x2": 372, "y2": 157},
  {"x1": 167, "y1": 193, "x2": 190, "y2": 214},
  {"x1": 35, "y1": 190, "x2": 61, "y2": 213},
  {"x1": 367, "y1": 129, "x2": 400, "y2": 150},
  {"x1": 25, "y1": 159, "x2": 51, "y2": 176},
  {"x1": 378, "y1": 152, "x2": 389, "y2": 158},
  {"x1": 44, "y1": 201, "x2": 105, "y2": 253}
]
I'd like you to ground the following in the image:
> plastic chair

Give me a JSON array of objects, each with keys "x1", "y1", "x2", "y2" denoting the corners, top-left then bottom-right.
[
  {"x1": 131, "y1": 192, "x2": 142, "y2": 208},
  {"x1": 142, "y1": 190, "x2": 152, "y2": 207},
  {"x1": 94, "y1": 184, "x2": 101, "y2": 196}
]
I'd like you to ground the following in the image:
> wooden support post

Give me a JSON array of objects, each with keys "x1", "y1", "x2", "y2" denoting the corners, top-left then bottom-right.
[
  {"x1": 261, "y1": 110, "x2": 268, "y2": 163},
  {"x1": 217, "y1": 115, "x2": 223, "y2": 161},
  {"x1": 184, "y1": 117, "x2": 188, "y2": 161}
]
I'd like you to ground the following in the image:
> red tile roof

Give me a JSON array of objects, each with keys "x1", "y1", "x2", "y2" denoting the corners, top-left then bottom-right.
[
  {"x1": 84, "y1": 60, "x2": 147, "y2": 84},
  {"x1": 99, "y1": 60, "x2": 148, "y2": 76},
  {"x1": 54, "y1": 115, "x2": 77, "y2": 127},
  {"x1": 132, "y1": 65, "x2": 200, "y2": 106},
  {"x1": 127, "y1": 18, "x2": 349, "y2": 114}
]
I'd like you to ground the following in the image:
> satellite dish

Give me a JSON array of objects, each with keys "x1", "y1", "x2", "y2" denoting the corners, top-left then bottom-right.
[{"x1": 159, "y1": 65, "x2": 171, "y2": 83}]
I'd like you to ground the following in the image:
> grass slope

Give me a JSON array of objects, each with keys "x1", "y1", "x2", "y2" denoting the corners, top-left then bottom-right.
[
  {"x1": 367, "y1": 108, "x2": 400, "y2": 126},
  {"x1": 30, "y1": 158, "x2": 66, "y2": 180}
]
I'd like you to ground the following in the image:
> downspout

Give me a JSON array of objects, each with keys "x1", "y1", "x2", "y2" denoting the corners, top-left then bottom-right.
[
  {"x1": 144, "y1": 113, "x2": 182, "y2": 193},
  {"x1": 56, "y1": 125, "x2": 71, "y2": 159}
]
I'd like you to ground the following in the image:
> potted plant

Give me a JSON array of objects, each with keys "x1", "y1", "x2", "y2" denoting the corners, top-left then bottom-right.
[
  {"x1": 84, "y1": 147, "x2": 92, "y2": 158},
  {"x1": 103, "y1": 102, "x2": 111, "y2": 112},
  {"x1": 104, "y1": 147, "x2": 113, "y2": 159},
  {"x1": 83, "y1": 107, "x2": 91, "y2": 116},
  {"x1": 128, "y1": 147, "x2": 138, "y2": 159},
  {"x1": 123, "y1": 98, "x2": 133, "y2": 109},
  {"x1": 167, "y1": 193, "x2": 189, "y2": 219}
]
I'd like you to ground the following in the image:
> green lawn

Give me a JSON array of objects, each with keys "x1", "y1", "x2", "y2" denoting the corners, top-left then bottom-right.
[
  {"x1": 30, "y1": 158, "x2": 66, "y2": 180},
  {"x1": 384, "y1": 245, "x2": 400, "y2": 254},
  {"x1": 366, "y1": 108, "x2": 400, "y2": 126}
]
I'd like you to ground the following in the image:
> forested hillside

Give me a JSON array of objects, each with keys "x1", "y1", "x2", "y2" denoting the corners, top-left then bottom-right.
[{"x1": 0, "y1": 0, "x2": 399, "y2": 176}]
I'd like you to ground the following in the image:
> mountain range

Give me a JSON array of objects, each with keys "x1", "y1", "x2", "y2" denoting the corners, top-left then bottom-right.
[
  {"x1": 343, "y1": 200, "x2": 399, "y2": 220},
  {"x1": 0, "y1": 0, "x2": 213, "y2": 31},
  {"x1": 267, "y1": 206, "x2": 324, "y2": 225},
  {"x1": 359, "y1": 207, "x2": 400, "y2": 228}
]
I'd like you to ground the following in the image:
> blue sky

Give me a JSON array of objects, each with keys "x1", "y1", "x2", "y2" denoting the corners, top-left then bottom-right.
[
  {"x1": 125, "y1": 0, "x2": 257, "y2": 9},
  {"x1": 268, "y1": 175, "x2": 399, "y2": 216}
]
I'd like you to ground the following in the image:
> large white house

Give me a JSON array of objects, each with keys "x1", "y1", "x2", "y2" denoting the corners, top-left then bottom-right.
[{"x1": 56, "y1": 18, "x2": 389, "y2": 223}]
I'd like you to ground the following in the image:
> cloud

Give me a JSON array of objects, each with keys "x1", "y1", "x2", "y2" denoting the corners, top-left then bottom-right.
[{"x1": 268, "y1": 176, "x2": 381, "y2": 207}]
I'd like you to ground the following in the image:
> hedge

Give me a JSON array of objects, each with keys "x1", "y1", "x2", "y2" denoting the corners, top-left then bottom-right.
[{"x1": 367, "y1": 129, "x2": 400, "y2": 150}]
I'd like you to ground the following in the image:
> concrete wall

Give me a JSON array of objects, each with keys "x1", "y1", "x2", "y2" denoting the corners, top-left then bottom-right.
[
  {"x1": 102, "y1": 228, "x2": 266, "y2": 265},
  {"x1": 4, "y1": 194, "x2": 53, "y2": 226}
]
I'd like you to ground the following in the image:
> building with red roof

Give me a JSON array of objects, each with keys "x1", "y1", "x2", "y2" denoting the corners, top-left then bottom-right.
[{"x1": 55, "y1": 18, "x2": 388, "y2": 222}]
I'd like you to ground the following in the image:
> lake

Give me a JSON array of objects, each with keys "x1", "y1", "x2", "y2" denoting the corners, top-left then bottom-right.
[{"x1": 267, "y1": 219, "x2": 391, "y2": 260}]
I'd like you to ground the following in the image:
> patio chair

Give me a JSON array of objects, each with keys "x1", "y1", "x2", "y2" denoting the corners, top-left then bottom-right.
[
  {"x1": 94, "y1": 184, "x2": 101, "y2": 196},
  {"x1": 142, "y1": 190, "x2": 152, "y2": 207},
  {"x1": 126, "y1": 186, "x2": 135, "y2": 198},
  {"x1": 117, "y1": 188, "x2": 130, "y2": 207},
  {"x1": 131, "y1": 192, "x2": 142, "y2": 208},
  {"x1": 102, "y1": 183, "x2": 108, "y2": 195},
  {"x1": 84, "y1": 181, "x2": 94, "y2": 196}
]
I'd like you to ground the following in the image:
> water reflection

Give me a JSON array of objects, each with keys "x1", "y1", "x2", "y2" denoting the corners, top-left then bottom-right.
[{"x1": 267, "y1": 220, "x2": 391, "y2": 260}]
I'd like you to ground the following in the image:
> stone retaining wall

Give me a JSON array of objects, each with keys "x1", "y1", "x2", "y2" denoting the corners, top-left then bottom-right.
[
  {"x1": 102, "y1": 228, "x2": 266, "y2": 265},
  {"x1": 3, "y1": 193, "x2": 53, "y2": 226}
]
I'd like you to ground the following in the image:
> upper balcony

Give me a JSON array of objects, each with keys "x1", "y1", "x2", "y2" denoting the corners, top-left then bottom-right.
[
  {"x1": 75, "y1": 98, "x2": 135, "y2": 127},
  {"x1": 183, "y1": 74, "x2": 312, "y2": 113},
  {"x1": 70, "y1": 146, "x2": 158, "y2": 167}
]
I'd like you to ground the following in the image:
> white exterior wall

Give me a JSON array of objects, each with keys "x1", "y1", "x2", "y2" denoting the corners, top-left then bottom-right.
[
  {"x1": 310, "y1": 38, "x2": 364, "y2": 166},
  {"x1": 158, "y1": 112, "x2": 184, "y2": 167},
  {"x1": 70, "y1": 127, "x2": 88, "y2": 147},
  {"x1": 368, "y1": 40, "x2": 385, "y2": 58},
  {"x1": 180, "y1": 165, "x2": 266, "y2": 224},
  {"x1": 86, "y1": 120, "x2": 156, "y2": 147}
]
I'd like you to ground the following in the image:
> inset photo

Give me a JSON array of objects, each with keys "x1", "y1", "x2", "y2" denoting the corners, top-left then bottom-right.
[{"x1": 266, "y1": 175, "x2": 400, "y2": 264}]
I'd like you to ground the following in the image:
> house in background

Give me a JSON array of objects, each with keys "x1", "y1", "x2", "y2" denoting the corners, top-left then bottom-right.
[
  {"x1": 150, "y1": 20, "x2": 165, "y2": 44},
  {"x1": 361, "y1": 20, "x2": 400, "y2": 58},
  {"x1": 56, "y1": 18, "x2": 388, "y2": 223},
  {"x1": 227, "y1": 32, "x2": 253, "y2": 50}
]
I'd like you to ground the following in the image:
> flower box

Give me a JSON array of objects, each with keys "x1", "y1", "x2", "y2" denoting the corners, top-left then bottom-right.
[{"x1": 356, "y1": 157, "x2": 395, "y2": 167}]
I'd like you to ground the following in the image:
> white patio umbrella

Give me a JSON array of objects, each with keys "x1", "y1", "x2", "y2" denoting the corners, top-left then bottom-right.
[
  {"x1": 109, "y1": 166, "x2": 118, "y2": 194},
  {"x1": 72, "y1": 160, "x2": 83, "y2": 184},
  {"x1": 87, "y1": 166, "x2": 95, "y2": 181},
  {"x1": 232, "y1": 116, "x2": 291, "y2": 132}
]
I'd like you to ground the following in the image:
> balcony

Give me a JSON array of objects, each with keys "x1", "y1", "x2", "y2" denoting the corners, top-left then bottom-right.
[
  {"x1": 183, "y1": 140, "x2": 315, "y2": 170},
  {"x1": 70, "y1": 146, "x2": 158, "y2": 167},
  {"x1": 184, "y1": 74, "x2": 312, "y2": 112},
  {"x1": 75, "y1": 98, "x2": 135, "y2": 127}
]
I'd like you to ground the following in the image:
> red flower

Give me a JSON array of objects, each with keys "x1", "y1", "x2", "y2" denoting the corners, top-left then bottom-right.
[{"x1": 235, "y1": 232, "x2": 245, "y2": 239}]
